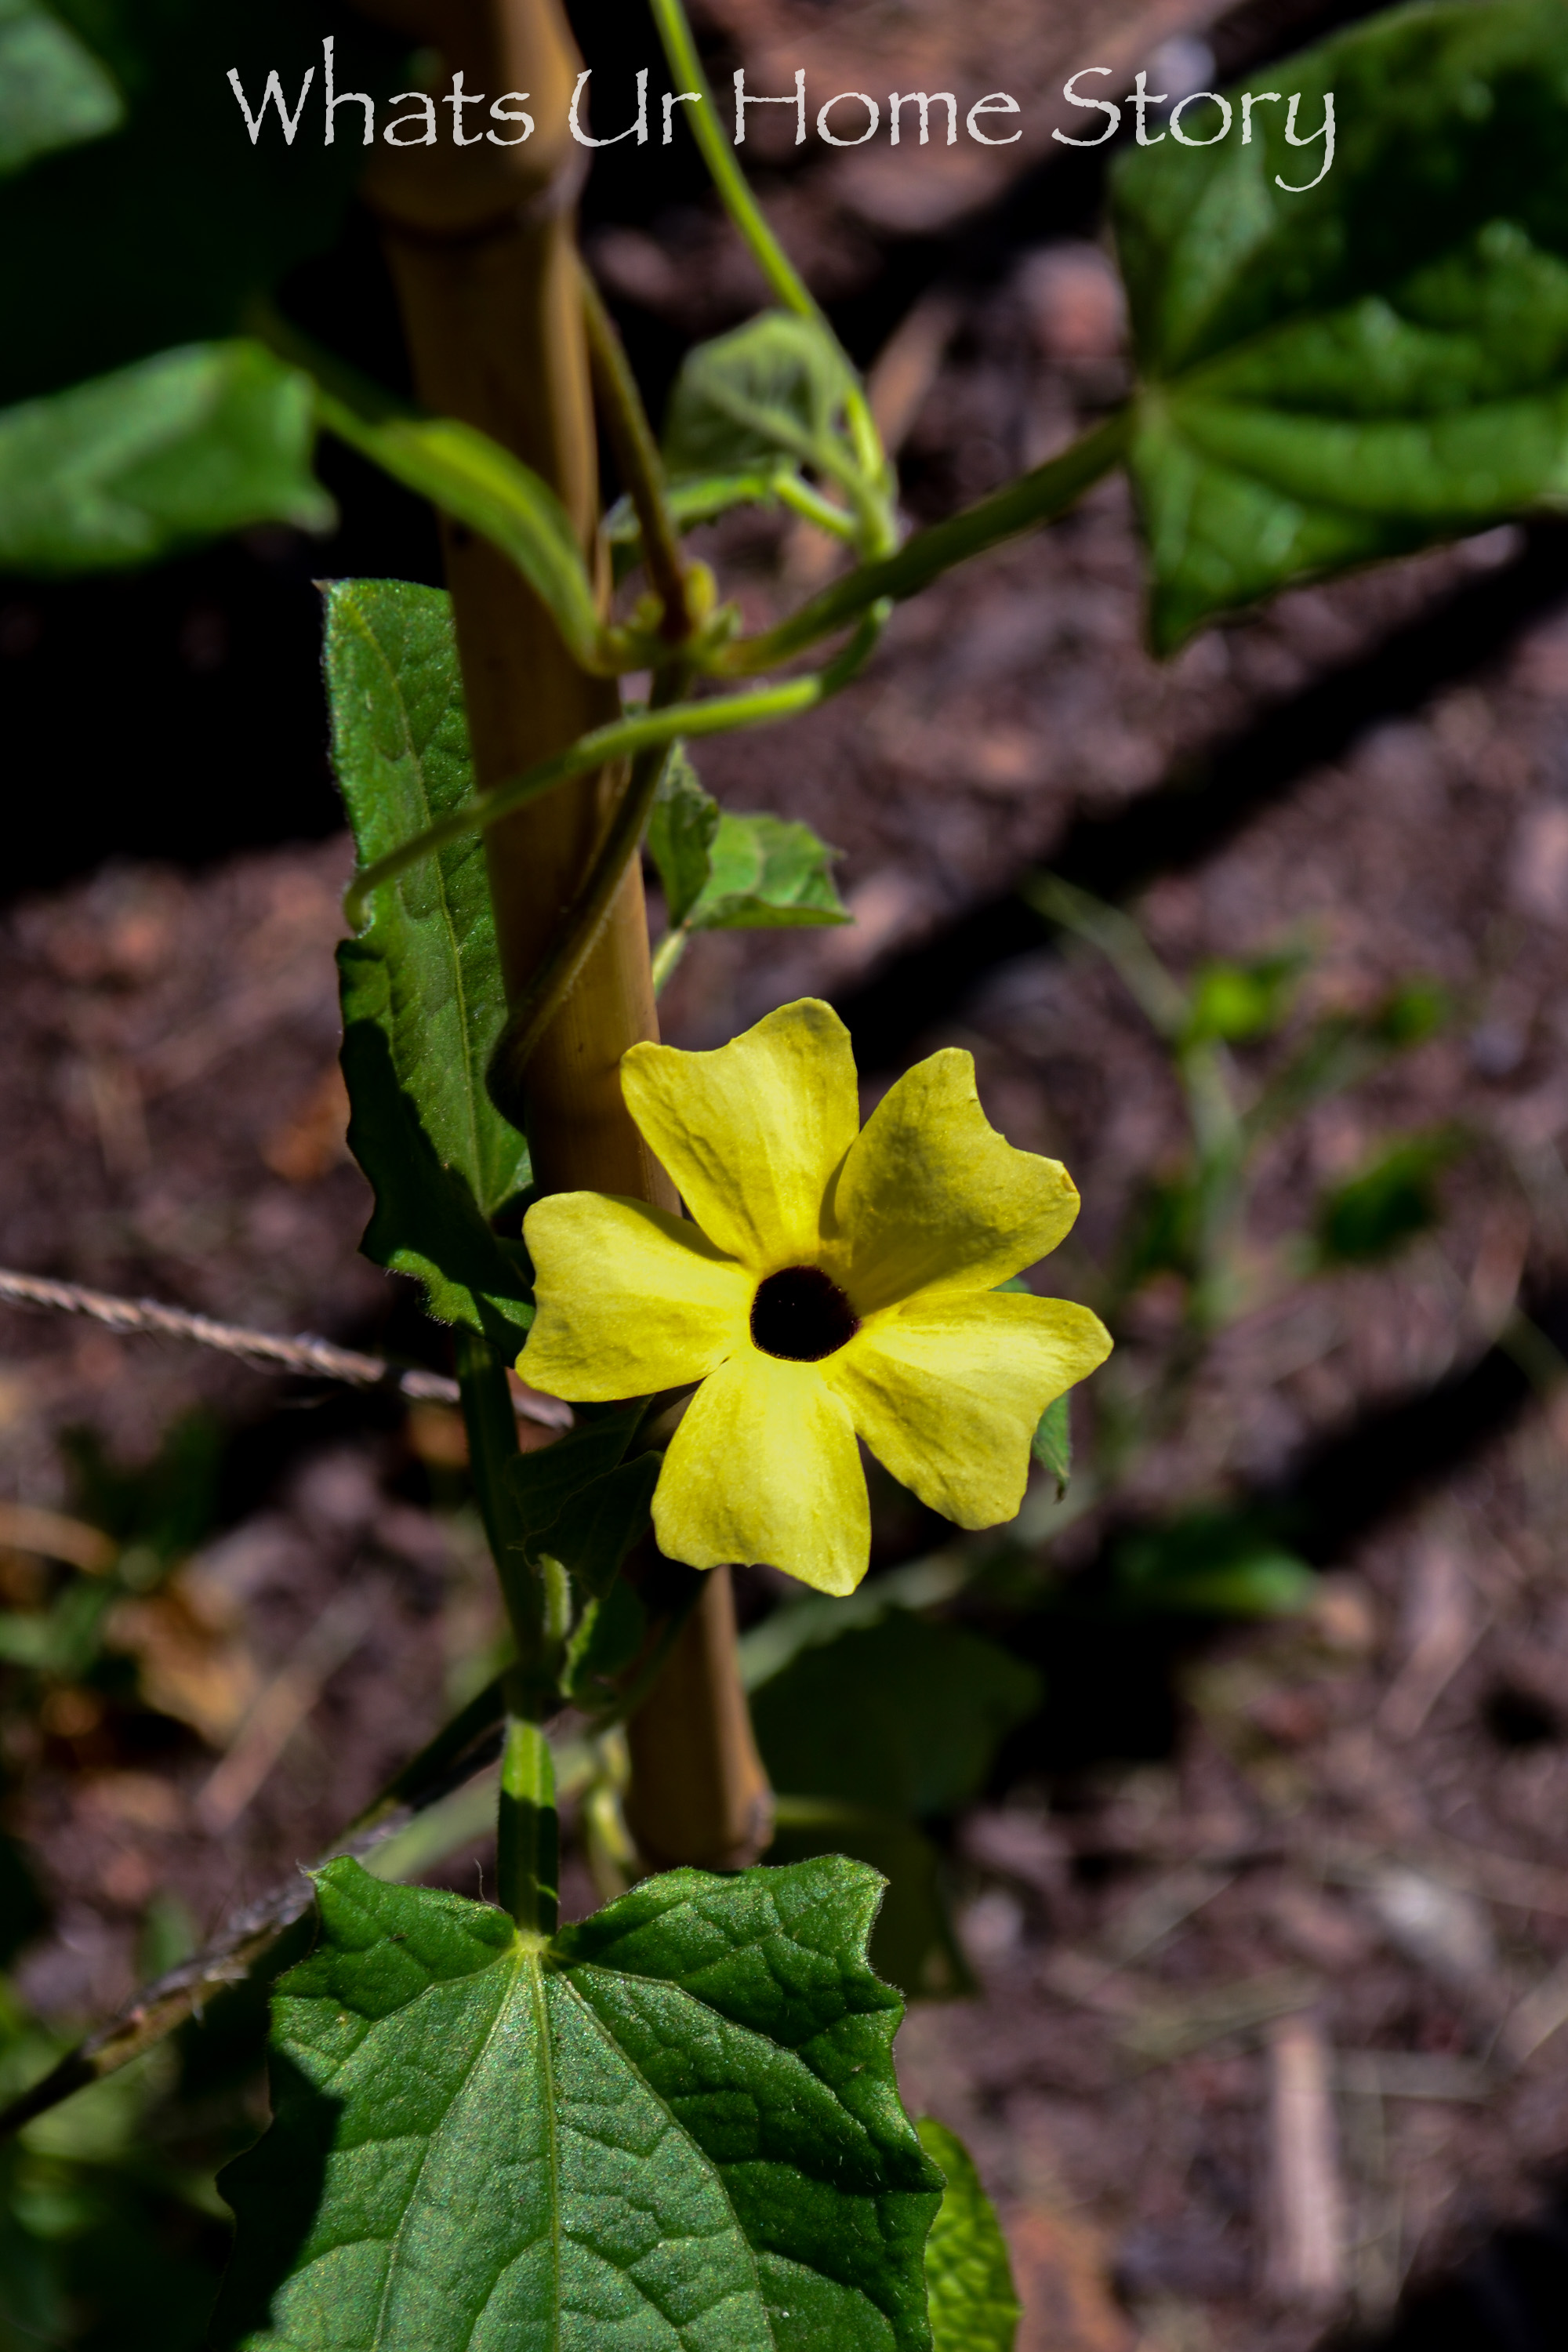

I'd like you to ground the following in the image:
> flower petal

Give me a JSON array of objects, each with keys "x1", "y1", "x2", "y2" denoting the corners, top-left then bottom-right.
[
  {"x1": 653, "y1": 1352, "x2": 869, "y2": 1595},
  {"x1": 827, "y1": 1047, "x2": 1080, "y2": 1311},
  {"x1": 520, "y1": 1193, "x2": 750, "y2": 1399},
  {"x1": 620, "y1": 998, "x2": 859, "y2": 1271},
  {"x1": 822, "y1": 1290, "x2": 1112, "y2": 1528}
]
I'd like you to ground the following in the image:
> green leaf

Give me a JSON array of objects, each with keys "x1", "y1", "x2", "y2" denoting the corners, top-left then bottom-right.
[
  {"x1": 606, "y1": 467, "x2": 786, "y2": 553},
  {"x1": 323, "y1": 406, "x2": 604, "y2": 672},
  {"x1": 648, "y1": 747, "x2": 849, "y2": 937},
  {"x1": 1314, "y1": 1130, "x2": 1462, "y2": 1265},
  {"x1": 0, "y1": 0, "x2": 122, "y2": 179},
  {"x1": 1030, "y1": 1393, "x2": 1072, "y2": 1498},
  {"x1": 1113, "y1": 0, "x2": 1568, "y2": 648},
  {"x1": 690, "y1": 811, "x2": 851, "y2": 933},
  {"x1": 751, "y1": 1612, "x2": 1040, "y2": 1820},
  {"x1": 1184, "y1": 954, "x2": 1302, "y2": 1046},
  {"x1": 542, "y1": 1455, "x2": 661, "y2": 1602},
  {"x1": 1114, "y1": 1512, "x2": 1316, "y2": 1618},
  {"x1": 327, "y1": 579, "x2": 535, "y2": 1346},
  {"x1": 504, "y1": 1407, "x2": 647, "y2": 1570},
  {"x1": 917, "y1": 2119, "x2": 1020, "y2": 2352},
  {"x1": 564, "y1": 1577, "x2": 648, "y2": 1700},
  {"x1": 0, "y1": 339, "x2": 330, "y2": 574},
  {"x1": 648, "y1": 743, "x2": 722, "y2": 930},
  {"x1": 212, "y1": 1855, "x2": 942, "y2": 2352},
  {"x1": 767, "y1": 1808, "x2": 973, "y2": 2002},
  {"x1": 0, "y1": 0, "x2": 405, "y2": 406},
  {"x1": 663, "y1": 312, "x2": 860, "y2": 488}
]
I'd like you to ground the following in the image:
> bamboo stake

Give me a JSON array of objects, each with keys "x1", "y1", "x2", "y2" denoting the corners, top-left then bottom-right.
[{"x1": 359, "y1": 0, "x2": 771, "y2": 1869}]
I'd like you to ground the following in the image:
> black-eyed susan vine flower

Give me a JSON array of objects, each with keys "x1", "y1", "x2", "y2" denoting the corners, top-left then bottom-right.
[{"x1": 519, "y1": 997, "x2": 1112, "y2": 1595}]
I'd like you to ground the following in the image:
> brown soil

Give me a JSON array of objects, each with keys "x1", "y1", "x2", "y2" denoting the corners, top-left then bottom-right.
[{"x1": 7, "y1": 7, "x2": 1568, "y2": 2345}]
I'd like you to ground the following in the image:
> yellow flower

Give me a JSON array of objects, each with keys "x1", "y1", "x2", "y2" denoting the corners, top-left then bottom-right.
[{"x1": 518, "y1": 998, "x2": 1111, "y2": 1596}]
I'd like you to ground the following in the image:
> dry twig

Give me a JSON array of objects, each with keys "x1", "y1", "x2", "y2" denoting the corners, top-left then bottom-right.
[{"x1": 0, "y1": 1265, "x2": 568, "y2": 1427}]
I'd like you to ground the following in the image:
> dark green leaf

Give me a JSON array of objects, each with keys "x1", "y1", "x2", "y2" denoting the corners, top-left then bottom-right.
[
  {"x1": 0, "y1": 0, "x2": 405, "y2": 405},
  {"x1": 213, "y1": 1855, "x2": 942, "y2": 2352},
  {"x1": 768, "y1": 1807, "x2": 973, "y2": 2001},
  {"x1": 663, "y1": 312, "x2": 859, "y2": 486},
  {"x1": 917, "y1": 2118, "x2": 1021, "y2": 2352},
  {"x1": 328, "y1": 579, "x2": 534, "y2": 1345},
  {"x1": 542, "y1": 1454, "x2": 661, "y2": 1606},
  {"x1": 564, "y1": 1577, "x2": 648, "y2": 1699},
  {"x1": 1030, "y1": 1393, "x2": 1072, "y2": 1497},
  {"x1": 751, "y1": 1611, "x2": 1040, "y2": 1820},
  {"x1": 1370, "y1": 980, "x2": 1448, "y2": 1048},
  {"x1": 1314, "y1": 1130, "x2": 1462, "y2": 1265},
  {"x1": 0, "y1": 339, "x2": 330, "y2": 574},
  {"x1": 689, "y1": 811, "x2": 851, "y2": 933},
  {"x1": 1114, "y1": 1512, "x2": 1316, "y2": 1618},
  {"x1": 0, "y1": 0, "x2": 122, "y2": 179},
  {"x1": 503, "y1": 1405, "x2": 647, "y2": 1564},
  {"x1": 648, "y1": 742, "x2": 721, "y2": 930},
  {"x1": 1113, "y1": 0, "x2": 1568, "y2": 647}
]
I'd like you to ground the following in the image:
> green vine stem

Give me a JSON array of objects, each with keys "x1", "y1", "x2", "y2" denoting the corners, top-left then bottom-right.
[
  {"x1": 646, "y1": 0, "x2": 893, "y2": 536},
  {"x1": 343, "y1": 608, "x2": 885, "y2": 931},
  {"x1": 486, "y1": 728, "x2": 681, "y2": 1123},
  {"x1": 647, "y1": 0, "x2": 880, "y2": 464},
  {"x1": 580, "y1": 264, "x2": 695, "y2": 643},
  {"x1": 453, "y1": 1327, "x2": 566, "y2": 1933},
  {"x1": 497, "y1": 1712, "x2": 559, "y2": 1935},
  {"x1": 715, "y1": 408, "x2": 1132, "y2": 674}
]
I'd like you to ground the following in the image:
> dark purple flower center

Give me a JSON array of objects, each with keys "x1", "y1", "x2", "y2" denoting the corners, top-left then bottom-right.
[{"x1": 750, "y1": 1265, "x2": 860, "y2": 1363}]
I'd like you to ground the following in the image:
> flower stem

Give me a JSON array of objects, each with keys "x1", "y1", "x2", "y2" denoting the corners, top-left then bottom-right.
[{"x1": 498, "y1": 1709, "x2": 559, "y2": 1933}]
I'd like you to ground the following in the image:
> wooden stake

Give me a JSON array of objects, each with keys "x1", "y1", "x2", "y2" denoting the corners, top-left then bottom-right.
[{"x1": 360, "y1": 0, "x2": 770, "y2": 1870}]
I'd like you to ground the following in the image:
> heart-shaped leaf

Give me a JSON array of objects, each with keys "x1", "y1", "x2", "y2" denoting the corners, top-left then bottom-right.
[
  {"x1": 663, "y1": 312, "x2": 860, "y2": 490},
  {"x1": 1114, "y1": 0, "x2": 1568, "y2": 647},
  {"x1": 328, "y1": 579, "x2": 534, "y2": 1346},
  {"x1": 212, "y1": 1854, "x2": 942, "y2": 2351}
]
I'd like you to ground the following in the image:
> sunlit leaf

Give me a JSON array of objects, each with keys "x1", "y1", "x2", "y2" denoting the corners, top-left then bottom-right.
[
  {"x1": 212, "y1": 1856, "x2": 942, "y2": 2352},
  {"x1": 767, "y1": 1806, "x2": 974, "y2": 2002},
  {"x1": 1115, "y1": 0, "x2": 1568, "y2": 647},
  {"x1": 327, "y1": 579, "x2": 534, "y2": 1346},
  {"x1": 647, "y1": 742, "x2": 721, "y2": 930},
  {"x1": 0, "y1": 340, "x2": 329, "y2": 574},
  {"x1": 325, "y1": 407, "x2": 604, "y2": 670},
  {"x1": 663, "y1": 310, "x2": 861, "y2": 488},
  {"x1": 918, "y1": 2118, "x2": 1020, "y2": 2352},
  {"x1": 691, "y1": 811, "x2": 851, "y2": 932}
]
